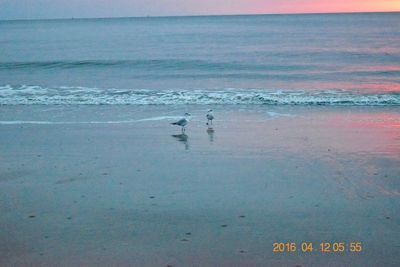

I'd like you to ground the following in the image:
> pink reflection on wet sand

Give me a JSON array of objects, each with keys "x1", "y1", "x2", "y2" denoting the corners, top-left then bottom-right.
[{"x1": 207, "y1": 107, "x2": 400, "y2": 159}]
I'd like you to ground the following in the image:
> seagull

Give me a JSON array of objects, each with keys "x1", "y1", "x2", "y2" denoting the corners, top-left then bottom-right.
[
  {"x1": 171, "y1": 113, "x2": 191, "y2": 132},
  {"x1": 206, "y1": 109, "x2": 214, "y2": 125}
]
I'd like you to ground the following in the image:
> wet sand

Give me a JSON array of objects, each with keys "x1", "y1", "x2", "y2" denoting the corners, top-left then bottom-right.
[{"x1": 0, "y1": 105, "x2": 399, "y2": 266}]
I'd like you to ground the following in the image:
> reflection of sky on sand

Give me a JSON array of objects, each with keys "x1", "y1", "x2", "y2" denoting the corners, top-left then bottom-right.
[
  {"x1": 196, "y1": 107, "x2": 399, "y2": 200},
  {"x1": 202, "y1": 107, "x2": 400, "y2": 160},
  {"x1": 332, "y1": 111, "x2": 400, "y2": 157}
]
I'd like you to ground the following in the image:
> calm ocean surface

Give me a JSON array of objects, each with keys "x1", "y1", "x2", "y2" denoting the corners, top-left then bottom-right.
[{"x1": 0, "y1": 12, "x2": 399, "y2": 105}]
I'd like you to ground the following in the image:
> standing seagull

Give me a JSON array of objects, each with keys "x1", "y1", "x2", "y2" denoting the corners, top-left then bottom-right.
[
  {"x1": 206, "y1": 109, "x2": 214, "y2": 125},
  {"x1": 171, "y1": 113, "x2": 191, "y2": 132}
]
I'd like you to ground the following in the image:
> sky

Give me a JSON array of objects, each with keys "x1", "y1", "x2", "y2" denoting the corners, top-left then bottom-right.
[{"x1": 0, "y1": 0, "x2": 399, "y2": 20}]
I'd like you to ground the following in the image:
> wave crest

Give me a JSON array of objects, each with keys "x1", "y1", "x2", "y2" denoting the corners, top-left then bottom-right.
[{"x1": 0, "y1": 85, "x2": 399, "y2": 106}]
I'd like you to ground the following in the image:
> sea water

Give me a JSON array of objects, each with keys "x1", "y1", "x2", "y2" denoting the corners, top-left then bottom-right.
[{"x1": 0, "y1": 12, "x2": 399, "y2": 105}]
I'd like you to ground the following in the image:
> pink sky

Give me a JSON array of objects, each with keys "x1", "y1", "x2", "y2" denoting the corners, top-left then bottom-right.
[
  {"x1": 0, "y1": 0, "x2": 399, "y2": 20},
  {"x1": 253, "y1": 0, "x2": 400, "y2": 14},
  {"x1": 189, "y1": 0, "x2": 400, "y2": 15}
]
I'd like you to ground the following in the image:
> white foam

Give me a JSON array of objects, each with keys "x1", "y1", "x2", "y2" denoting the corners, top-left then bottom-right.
[
  {"x1": 0, "y1": 116, "x2": 187, "y2": 125},
  {"x1": 266, "y1": 111, "x2": 296, "y2": 118},
  {"x1": 0, "y1": 120, "x2": 138, "y2": 125},
  {"x1": 0, "y1": 85, "x2": 399, "y2": 106},
  {"x1": 136, "y1": 116, "x2": 182, "y2": 122},
  {"x1": 0, "y1": 120, "x2": 56, "y2": 125}
]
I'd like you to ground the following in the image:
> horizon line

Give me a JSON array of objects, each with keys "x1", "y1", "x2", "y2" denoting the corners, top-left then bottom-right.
[{"x1": 1, "y1": 10, "x2": 399, "y2": 22}]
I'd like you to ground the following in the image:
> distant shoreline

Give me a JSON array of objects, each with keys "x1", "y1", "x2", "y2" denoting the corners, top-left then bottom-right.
[{"x1": 1, "y1": 10, "x2": 399, "y2": 23}]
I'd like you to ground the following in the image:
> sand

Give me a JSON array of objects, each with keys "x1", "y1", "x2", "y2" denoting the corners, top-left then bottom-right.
[{"x1": 0, "y1": 105, "x2": 399, "y2": 266}]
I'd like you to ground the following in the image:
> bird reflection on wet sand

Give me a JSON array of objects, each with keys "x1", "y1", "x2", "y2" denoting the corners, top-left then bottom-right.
[
  {"x1": 207, "y1": 127, "x2": 214, "y2": 143},
  {"x1": 171, "y1": 133, "x2": 189, "y2": 150}
]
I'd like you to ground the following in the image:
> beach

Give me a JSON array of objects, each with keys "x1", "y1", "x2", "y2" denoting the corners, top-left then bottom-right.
[
  {"x1": 1, "y1": 12, "x2": 400, "y2": 266},
  {"x1": 0, "y1": 105, "x2": 399, "y2": 266}
]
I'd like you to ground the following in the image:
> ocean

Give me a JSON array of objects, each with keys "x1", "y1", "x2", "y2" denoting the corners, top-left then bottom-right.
[{"x1": 0, "y1": 12, "x2": 399, "y2": 105}]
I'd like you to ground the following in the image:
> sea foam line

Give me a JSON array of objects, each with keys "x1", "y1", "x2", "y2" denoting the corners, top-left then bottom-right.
[
  {"x1": 0, "y1": 116, "x2": 185, "y2": 125},
  {"x1": 0, "y1": 85, "x2": 399, "y2": 106},
  {"x1": 0, "y1": 120, "x2": 136, "y2": 125}
]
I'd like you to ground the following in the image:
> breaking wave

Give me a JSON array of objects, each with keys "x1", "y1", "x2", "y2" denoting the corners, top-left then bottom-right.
[{"x1": 0, "y1": 85, "x2": 399, "y2": 106}]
